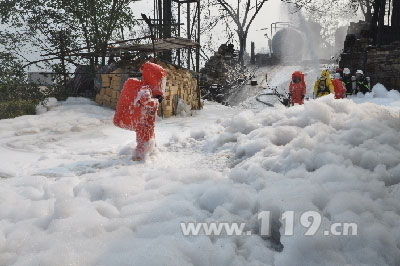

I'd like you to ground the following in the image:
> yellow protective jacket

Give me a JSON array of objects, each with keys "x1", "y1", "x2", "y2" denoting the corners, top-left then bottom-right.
[{"x1": 314, "y1": 70, "x2": 334, "y2": 98}]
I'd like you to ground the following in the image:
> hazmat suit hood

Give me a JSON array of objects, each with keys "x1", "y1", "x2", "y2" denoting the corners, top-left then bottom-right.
[
  {"x1": 140, "y1": 61, "x2": 167, "y2": 97},
  {"x1": 292, "y1": 71, "x2": 305, "y2": 83},
  {"x1": 291, "y1": 71, "x2": 306, "y2": 86}
]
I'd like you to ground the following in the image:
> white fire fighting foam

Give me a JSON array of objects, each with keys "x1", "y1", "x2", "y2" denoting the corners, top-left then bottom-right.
[{"x1": 0, "y1": 86, "x2": 400, "y2": 266}]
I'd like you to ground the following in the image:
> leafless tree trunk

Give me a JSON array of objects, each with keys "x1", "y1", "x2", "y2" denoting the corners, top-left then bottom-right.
[
  {"x1": 377, "y1": 0, "x2": 387, "y2": 45},
  {"x1": 215, "y1": 0, "x2": 268, "y2": 65},
  {"x1": 358, "y1": 0, "x2": 373, "y2": 22},
  {"x1": 392, "y1": 0, "x2": 400, "y2": 29},
  {"x1": 370, "y1": 0, "x2": 387, "y2": 45}
]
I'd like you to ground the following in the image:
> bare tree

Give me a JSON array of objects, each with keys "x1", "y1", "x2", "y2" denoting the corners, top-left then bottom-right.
[
  {"x1": 369, "y1": 0, "x2": 386, "y2": 45},
  {"x1": 213, "y1": 0, "x2": 268, "y2": 65},
  {"x1": 357, "y1": 0, "x2": 373, "y2": 22},
  {"x1": 392, "y1": 0, "x2": 400, "y2": 29},
  {"x1": 0, "y1": 0, "x2": 137, "y2": 68},
  {"x1": 60, "y1": 0, "x2": 137, "y2": 66}
]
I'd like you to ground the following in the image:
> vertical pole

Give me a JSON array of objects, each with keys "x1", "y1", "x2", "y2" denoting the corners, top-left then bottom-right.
[
  {"x1": 196, "y1": 0, "x2": 200, "y2": 73},
  {"x1": 251, "y1": 42, "x2": 255, "y2": 64},
  {"x1": 154, "y1": 0, "x2": 157, "y2": 37},
  {"x1": 59, "y1": 30, "x2": 68, "y2": 95},
  {"x1": 196, "y1": 0, "x2": 201, "y2": 109},
  {"x1": 178, "y1": 2, "x2": 181, "y2": 65},
  {"x1": 378, "y1": 0, "x2": 387, "y2": 45},
  {"x1": 163, "y1": 0, "x2": 172, "y2": 62},
  {"x1": 187, "y1": 1, "x2": 191, "y2": 70},
  {"x1": 163, "y1": 0, "x2": 172, "y2": 39},
  {"x1": 158, "y1": 0, "x2": 163, "y2": 39},
  {"x1": 392, "y1": 0, "x2": 400, "y2": 29},
  {"x1": 154, "y1": 0, "x2": 158, "y2": 38}
]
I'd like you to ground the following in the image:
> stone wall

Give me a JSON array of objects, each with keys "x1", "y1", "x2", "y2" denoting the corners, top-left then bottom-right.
[
  {"x1": 95, "y1": 59, "x2": 201, "y2": 118},
  {"x1": 347, "y1": 21, "x2": 371, "y2": 37},
  {"x1": 365, "y1": 43, "x2": 400, "y2": 91}
]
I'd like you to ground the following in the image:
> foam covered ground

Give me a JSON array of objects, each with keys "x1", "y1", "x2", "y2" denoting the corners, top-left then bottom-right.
[
  {"x1": 1, "y1": 86, "x2": 400, "y2": 266},
  {"x1": 239, "y1": 64, "x2": 323, "y2": 109}
]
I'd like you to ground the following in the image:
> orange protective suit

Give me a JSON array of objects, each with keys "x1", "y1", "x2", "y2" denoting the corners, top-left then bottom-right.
[
  {"x1": 332, "y1": 79, "x2": 346, "y2": 99},
  {"x1": 113, "y1": 61, "x2": 166, "y2": 160},
  {"x1": 288, "y1": 71, "x2": 307, "y2": 106}
]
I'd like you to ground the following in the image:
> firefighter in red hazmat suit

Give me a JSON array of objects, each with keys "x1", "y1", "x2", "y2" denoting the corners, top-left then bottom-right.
[
  {"x1": 288, "y1": 71, "x2": 307, "y2": 106},
  {"x1": 113, "y1": 61, "x2": 166, "y2": 161},
  {"x1": 332, "y1": 73, "x2": 346, "y2": 99}
]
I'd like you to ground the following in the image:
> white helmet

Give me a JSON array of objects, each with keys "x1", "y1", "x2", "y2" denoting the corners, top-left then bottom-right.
[
  {"x1": 356, "y1": 70, "x2": 364, "y2": 75},
  {"x1": 343, "y1": 68, "x2": 351, "y2": 75}
]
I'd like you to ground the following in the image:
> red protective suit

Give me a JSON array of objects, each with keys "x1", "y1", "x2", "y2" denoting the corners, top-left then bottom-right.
[
  {"x1": 113, "y1": 61, "x2": 166, "y2": 160},
  {"x1": 288, "y1": 71, "x2": 307, "y2": 106},
  {"x1": 332, "y1": 79, "x2": 346, "y2": 99}
]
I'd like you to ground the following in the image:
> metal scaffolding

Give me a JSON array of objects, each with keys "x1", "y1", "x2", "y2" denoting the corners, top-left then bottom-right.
[{"x1": 153, "y1": 0, "x2": 201, "y2": 73}]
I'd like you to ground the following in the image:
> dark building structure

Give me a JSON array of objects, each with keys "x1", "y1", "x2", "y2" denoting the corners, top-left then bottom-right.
[{"x1": 339, "y1": 1, "x2": 400, "y2": 91}]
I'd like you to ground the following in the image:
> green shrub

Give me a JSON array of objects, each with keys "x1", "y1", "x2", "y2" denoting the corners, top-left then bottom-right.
[
  {"x1": 0, "y1": 100, "x2": 38, "y2": 119},
  {"x1": 45, "y1": 84, "x2": 72, "y2": 101},
  {"x1": 0, "y1": 52, "x2": 49, "y2": 119},
  {"x1": 0, "y1": 82, "x2": 47, "y2": 119}
]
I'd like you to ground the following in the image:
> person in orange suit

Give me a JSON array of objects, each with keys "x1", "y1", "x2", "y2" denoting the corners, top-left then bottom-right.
[
  {"x1": 113, "y1": 61, "x2": 166, "y2": 161},
  {"x1": 332, "y1": 73, "x2": 347, "y2": 99},
  {"x1": 288, "y1": 71, "x2": 307, "y2": 106}
]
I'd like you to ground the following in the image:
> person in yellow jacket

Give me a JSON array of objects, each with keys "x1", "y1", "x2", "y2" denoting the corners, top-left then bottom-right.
[{"x1": 313, "y1": 70, "x2": 334, "y2": 98}]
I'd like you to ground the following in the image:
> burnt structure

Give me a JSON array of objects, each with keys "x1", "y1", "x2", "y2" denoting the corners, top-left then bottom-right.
[
  {"x1": 339, "y1": 0, "x2": 400, "y2": 91},
  {"x1": 200, "y1": 44, "x2": 248, "y2": 103},
  {"x1": 340, "y1": 20, "x2": 400, "y2": 91}
]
